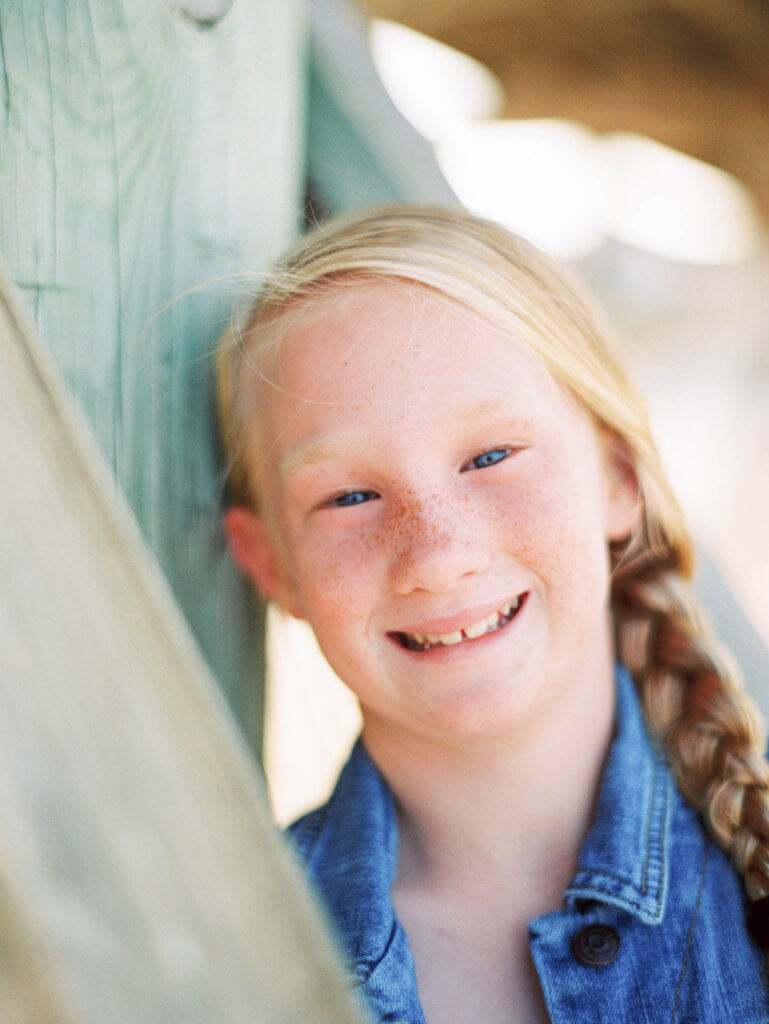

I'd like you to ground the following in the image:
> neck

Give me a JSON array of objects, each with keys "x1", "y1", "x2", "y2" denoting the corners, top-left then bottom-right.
[{"x1": 363, "y1": 642, "x2": 616, "y2": 914}]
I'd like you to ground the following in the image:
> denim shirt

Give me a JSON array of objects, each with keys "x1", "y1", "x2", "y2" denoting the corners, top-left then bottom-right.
[{"x1": 288, "y1": 666, "x2": 769, "y2": 1023}]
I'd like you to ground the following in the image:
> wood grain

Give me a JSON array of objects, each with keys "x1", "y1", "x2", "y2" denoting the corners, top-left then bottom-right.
[{"x1": 0, "y1": 0, "x2": 309, "y2": 752}]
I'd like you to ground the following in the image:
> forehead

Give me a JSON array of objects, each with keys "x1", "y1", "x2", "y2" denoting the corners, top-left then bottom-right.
[
  {"x1": 261, "y1": 278, "x2": 556, "y2": 402},
  {"x1": 255, "y1": 278, "x2": 579, "y2": 467}
]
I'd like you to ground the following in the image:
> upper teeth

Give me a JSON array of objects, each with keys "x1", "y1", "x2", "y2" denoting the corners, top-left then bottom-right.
[{"x1": 405, "y1": 599, "x2": 521, "y2": 650}]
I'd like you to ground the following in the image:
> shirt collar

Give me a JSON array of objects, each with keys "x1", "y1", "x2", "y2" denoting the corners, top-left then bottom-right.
[
  {"x1": 564, "y1": 663, "x2": 673, "y2": 924},
  {"x1": 298, "y1": 663, "x2": 674, "y2": 983}
]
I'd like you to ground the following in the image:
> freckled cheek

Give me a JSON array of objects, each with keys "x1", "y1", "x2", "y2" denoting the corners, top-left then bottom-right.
[
  {"x1": 491, "y1": 476, "x2": 610, "y2": 592},
  {"x1": 288, "y1": 527, "x2": 388, "y2": 626}
]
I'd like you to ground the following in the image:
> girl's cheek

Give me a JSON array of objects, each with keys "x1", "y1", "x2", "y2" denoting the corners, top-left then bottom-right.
[
  {"x1": 293, "y1": 525, "x2": 383, "y2": 600},
  {"x1": 492, "y1": 463, "x2": 607, "y2": 568}
]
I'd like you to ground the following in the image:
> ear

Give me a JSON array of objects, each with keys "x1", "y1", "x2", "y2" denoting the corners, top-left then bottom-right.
[
  {"x1": 601, "y1": 432, "x2": 643, "y2": 543},
  {"x1": 223, "y1": 506, "x2": 304, "y2": 618}
]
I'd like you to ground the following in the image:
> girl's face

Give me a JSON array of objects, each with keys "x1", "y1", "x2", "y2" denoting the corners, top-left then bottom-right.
[{"x1": 227, "y1": 280, "x2": 639, "y2": 743}]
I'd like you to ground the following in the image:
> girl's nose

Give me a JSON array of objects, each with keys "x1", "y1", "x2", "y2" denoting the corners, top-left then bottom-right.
[{"x1": 389, "y1": 499, "x2": 491, "y2": 596}]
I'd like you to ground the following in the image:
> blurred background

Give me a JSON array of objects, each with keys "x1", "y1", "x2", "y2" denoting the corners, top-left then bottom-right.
[{"x1": 266, "y1": 0, "x2": 769, "y2": 824}]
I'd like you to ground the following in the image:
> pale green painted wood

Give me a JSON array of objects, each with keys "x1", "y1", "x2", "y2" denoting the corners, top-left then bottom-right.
[
  {"x1": 0, "y1": 0, "x2": 455, "y2": 754},
  {"x1": 307, "y1": 0, "x2": 459, "y2": 211},
  {"x1": 0, "y1": 260, "x2": 368, "y2": 1022},
  {"x1": 0, "y1": 0, "x2": 307, "y2": 753}
]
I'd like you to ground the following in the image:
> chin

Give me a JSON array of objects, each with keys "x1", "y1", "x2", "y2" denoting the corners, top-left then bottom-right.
[{"x1": 416, "y1": 675, "x2": 547, "y2": 744}]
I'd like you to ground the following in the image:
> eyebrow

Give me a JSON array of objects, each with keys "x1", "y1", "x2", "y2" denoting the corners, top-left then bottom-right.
[
  {"x1": 279, "y1": 433, "x2": 368, "y2": 481},
  {"x1": 460, "y1": 396, "x2": 526, "y2": 423},
  {"x1": 278, "y1": 397, "x2": 531, "y2": 480}
]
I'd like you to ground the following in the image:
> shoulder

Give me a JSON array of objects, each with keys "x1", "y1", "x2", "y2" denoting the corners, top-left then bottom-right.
[
  {"x1": 283, "y1": 736, "x2": 395, "y2": 875},
  {"x1": 662, "y1": 772, "x2": 769, "y2": 1017},
  {"x1": 281, "y1": 737, "x2": 401, "y2": 983}
]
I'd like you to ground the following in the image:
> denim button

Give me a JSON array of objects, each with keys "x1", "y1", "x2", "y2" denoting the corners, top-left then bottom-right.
[{"x1": 572, "y1": 924, "x2": 621, "y2": 965}]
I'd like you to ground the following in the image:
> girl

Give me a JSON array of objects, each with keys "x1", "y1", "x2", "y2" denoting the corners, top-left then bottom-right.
[{"x1": 217, "y1": 206, "x2": 769, "y2": 1023}]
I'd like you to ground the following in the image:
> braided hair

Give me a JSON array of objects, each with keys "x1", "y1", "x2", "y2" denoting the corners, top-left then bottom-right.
[{"x1": 614, "y1": 544, "x2": 769, "y2": 962}]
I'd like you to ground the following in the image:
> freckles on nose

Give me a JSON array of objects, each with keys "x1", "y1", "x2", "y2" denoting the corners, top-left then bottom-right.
[
  {"x1": 390, "y1": 490, "x2": 459, "y2": 543},
  {"x1": 387, "y1": 489, "x2": 486, "y2": 589}
]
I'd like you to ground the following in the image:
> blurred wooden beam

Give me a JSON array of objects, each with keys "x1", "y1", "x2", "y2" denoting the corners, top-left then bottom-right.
[{"x1": 0, "y1": 265, "x2": 366, "y2": 1023}]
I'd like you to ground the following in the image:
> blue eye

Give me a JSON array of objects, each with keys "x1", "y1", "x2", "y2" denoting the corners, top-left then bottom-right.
[
  {"x1": 331, "y1": 490, "x2": 378, "y2": 508},
  {"x1": 466, "y1": 448, "x2": 512, "y2": 471}
]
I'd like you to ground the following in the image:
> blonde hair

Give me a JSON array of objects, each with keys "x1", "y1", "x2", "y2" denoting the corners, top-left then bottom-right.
[{"x1": 217, "y1": 205, "x2": 769, "y2": 949}]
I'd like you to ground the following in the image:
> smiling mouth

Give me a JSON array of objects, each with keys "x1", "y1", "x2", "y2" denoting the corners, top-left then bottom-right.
[{"x1": 392, "y1": 593, "x2": 528, "y2": 652}]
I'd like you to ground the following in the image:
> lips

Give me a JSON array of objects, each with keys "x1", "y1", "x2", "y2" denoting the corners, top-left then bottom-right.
[{"x1": 391, "y1": 593, "x2": 528, "y2": 652}]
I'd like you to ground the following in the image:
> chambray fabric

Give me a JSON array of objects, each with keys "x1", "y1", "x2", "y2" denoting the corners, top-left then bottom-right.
[{"x1": 288, "y1": 666, "x2": 769, "y2": 1023}]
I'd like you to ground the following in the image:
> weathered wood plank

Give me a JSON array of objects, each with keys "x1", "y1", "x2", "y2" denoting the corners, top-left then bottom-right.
[
  {"x1": 0, "y1": 265, "x2": 366, "y2": 1021},
  {"x1": 0, "y1": 0, "x2": 310, "y2": 752}
]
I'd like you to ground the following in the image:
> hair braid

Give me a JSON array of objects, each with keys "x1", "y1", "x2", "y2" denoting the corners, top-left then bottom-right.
[{"x1": 613, "y1": 550, "x2": 769, "y2": 966}]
